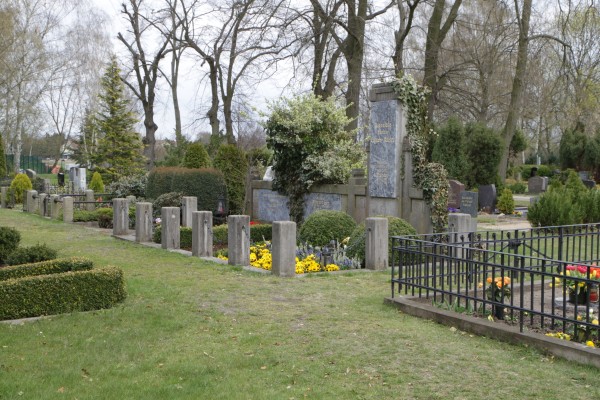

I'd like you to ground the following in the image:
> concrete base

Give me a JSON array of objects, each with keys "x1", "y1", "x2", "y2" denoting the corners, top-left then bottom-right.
[
  {"x1": 227, "y1": 215, "x2": 250, "y2": 266},
  {"x1": 365, "y1": 218, "x2": 388, "y2": 270},
  {"x1": 192, "y1": 211, "x2": 212, "y2": 257},
  {"x1": 63, "y1": 197, "x2": 74, "y2": 223},
  {"x1": 181, "y1": 197, "x2": 198, "y2": 228},
  {"x1": 135, "y1": 202, "x2": 153, "y2": 242},
  {"x1": 272, "y1": 221, "x2": 296, "y2": 277},
  {"x1": 161, "y1": 207, "x2": 180, "y2": 249},
  {"x1": 113, "y1": 198, "x2": 130, "y2": 236}
]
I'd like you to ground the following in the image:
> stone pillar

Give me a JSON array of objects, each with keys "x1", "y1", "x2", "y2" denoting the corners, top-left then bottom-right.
[
  {"x1": 365, "y1": 217, "x2": 388, "y2": 270},
  {"x1": 38, "y1": 193, "x2": 48, "y2": 217},
  {"x1": 272, "y1": 221, "x2": 296, "y2": 277},
  {"x1": 63, "y1": 197, "x2": 74, "y2": 223},
  {"x1": 161, "y1": 207, "x2": 180, "y2": 249},
  {"x1": 0, "y1": 187, "x2": 7, "y2": 208},
  {"x1": 181, "y1": 196, "x2": 198, "y2": 228},
  {"x1": 26, "y1": 190, "x2": 38, "y2": 213},
  {"x1": 50, "y1": 194, "x2": 61, "y2": 219},
  {"x1": 192, "y1": 211, "x2": 213, "y2": 257},
  {"x1": 227, "y1": 215, "x2": 250, "y2": 266},
  {"x1": 448, "y1": 213, "x2": 476, "y2": 259},
  {"x1": 112, "y1": 198, "x2": 129, "y2": 236},
  {"x1": 85, "y1": 190, "x2": 95, "y2": 211},
  {"x1": 135, "y1": 202, "x2": 153, "y2": 243}
]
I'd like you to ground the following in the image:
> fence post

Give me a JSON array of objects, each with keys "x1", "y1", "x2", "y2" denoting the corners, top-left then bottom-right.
[
  {"x1": 135, "y1": 202, "x2": 153, "y2": 243},
  {"x1": 272, "y1": 221, "x2": 296, "y2": 277},
  {"x1": 0, "y1": 187, "x2": 7, "y2": 208},
  {"x1": 161, "y1": 207, "x2": 180, "y2": 249},
  {"x1": 192, "y1": 211, "x2": 213, "y2": 257},
  {"x1": 181, "y1": 196, "x2": 198, "y2": 228},
  {"x1": 25, "y1": 190, "x2": 38, "y2": 213},
  {"x1": 112, "y1": 198, "x2": 129, "y2": 236},
  {"x1": 365, "y1": 217, "x2": 388, "y2": 270},
  {"x1": 50, "y1": 194, "x2": 61, "y2": 219},
  {"x1": 227, "y1": 215, "x2": 250, "y2": 266},
  {"x1": 63, "y1": 197, "x2": 73, "y2": 223},
  {"x1": 85, "y1": 190, "x2": 95, "y2": 212}
]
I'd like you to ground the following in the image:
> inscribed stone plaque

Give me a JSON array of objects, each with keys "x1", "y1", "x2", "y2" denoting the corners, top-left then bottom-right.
[
  {"x1": 303, "y1": 193, "x2": 342, "y2": 217},
  {"x1": 459, "y1": 191, "x2": 478, "y2": 218},
  {"x1": 256, "y1": 189, "x2": 290, "y2": 222},
  {"x1": 478, "y1": 184, "x2": 497, "y2": 212},
  {"x1": 448, "y1": 180, "x2": 465, "y2": 209},
  {"x1": 579, "y1": 171, "x2": 589, "y2": 180},
  {"x1": 368, "y1": 100, "x2": 398, "y2": 198},
  {"x1": 528, "y1": 176, "x2": 545, "y2": 194}
]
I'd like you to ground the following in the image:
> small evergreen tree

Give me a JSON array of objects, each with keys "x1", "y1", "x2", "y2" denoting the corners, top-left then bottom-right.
[
  {"x1": 89, "y1": 171, "x2": 105, "y2": 193},
  {"x1": 431, "y1": 117, "x2": 469, "y2": 182},
  {"x1": 183, "y1": 142, "x2": 211, "y2": 169},
  {"x1": 559, "y1": 122, "x2": 587, "y2": 170},
  {"x1": 93, "y1": 56, "x2": 145, "y2": 183},
  {"x1": 214, "y1": 145, "x2": 248, "y2": 215},
  {"x1": 464, "y1": 122, "x2": 503, "y2": 187}
]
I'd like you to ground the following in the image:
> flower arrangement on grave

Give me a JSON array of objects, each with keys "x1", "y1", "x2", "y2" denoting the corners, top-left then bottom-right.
[
  {"x1": 553, "y1": 264, "x2": 600, "y2": 303},
  {"x1": 483, "y1": 276, "x2": 512, "y2": 303}
]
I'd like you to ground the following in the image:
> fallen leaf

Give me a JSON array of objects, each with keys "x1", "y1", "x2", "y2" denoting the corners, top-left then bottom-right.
[
  {"x1": 260, "y1": 366, "x2": 267, "y2": 370},
  {"x1": 57, "y1": 387, "x2": 65, "y2": 393}
]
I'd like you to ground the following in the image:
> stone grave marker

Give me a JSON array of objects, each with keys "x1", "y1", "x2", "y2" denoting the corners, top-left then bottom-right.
[
  {"x1": 582, "y1": 179, "x2": 596, "y2": 189},
  {"x1": 25, "y1": 169, "x2": 36, "y2": 180},
  {"x1": 459, "y1": 191, "x2": 478, "y2": 218},
  {"x1": 478, "y1": 184, "x2": 497, "y2": 212},
  {"x1": 528, "y1": 176, "x2": 547, "y2": 194},
  {"x1": 448, "y1": 180, "x2": 465, "y2": 209},
  {"x1": 579, "y1": 171, "x2": 589, "y2": 180}
]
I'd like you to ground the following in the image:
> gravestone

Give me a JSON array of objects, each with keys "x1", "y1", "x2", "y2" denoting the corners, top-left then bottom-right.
[
  {"x1": 256, "y1": 189, "x2": 290, "y2": 222},
  {"x1": 368, "y1": 98, "x2": 400, "y2": 198},
  {"x1": 582, "y1": 179, "x2": 596, "y2": 189},
  {"x1": 528, "y1": 176, "x2": 547, "y2": 194},
  {"x1": 57, "y1": 172, "x2": 65, "y2": 187},
  {"x1": 69, "y1": 167, "x2": 87, "y2": 192},
  {"x1": 25, "y1": 169, "x2": 36, "y2": 180},
  {"x1": 304, "y1": 193, "x2": 342, "y2": 217},
  {"x1": 478, "y1": 184, "x2": 497, "y2": 212},
  {"x1": 448, "y1": 180, "x2": 465, "y2": 209},
  {"x1": 579, "y1": 171, "x2": 589, "y2": 180},
  {"x1": 459, "y1": 191, "x2": 478, "y2": 218}
]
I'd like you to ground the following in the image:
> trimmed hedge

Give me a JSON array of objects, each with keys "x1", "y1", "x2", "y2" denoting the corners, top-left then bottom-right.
[
  {"x1": 299, "y1": 210, "x2": 356, "y2": 247},
  {"x1": 0, "y1": 257, "x2": 94, "y2": 281},
  {"x1": 5, "y1": 243, "x2": 58, "y2": 266},
  {"x1": 0, "y1": 266, "x2": 126, "y2": 320},
  {"x1": 153, "y1": 223, "x2": 272, "y2": 247},
  {"x1": 152, "y1": 226, "x2": 193, "y2": 248},
  {"x1": 146, "y1": 167, "x2": 228, "y2": 213}
]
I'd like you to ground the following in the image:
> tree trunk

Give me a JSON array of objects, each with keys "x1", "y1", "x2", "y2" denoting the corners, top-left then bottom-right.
[
  {"x1": 171, "y1": 47, "x2": 183, "y2": 147},
  {"x1": 223, "y1": 94, "x2": 236, "y2": 145},
  {"x1": 207, "y1": 61, "x2": 220, "y2": 138},
  {"x1": 498, "y1": 0, "x2": 531, "y2": 179},
  {"x1": 143, "y1": 103, "x2": 157, "y2": 171}
]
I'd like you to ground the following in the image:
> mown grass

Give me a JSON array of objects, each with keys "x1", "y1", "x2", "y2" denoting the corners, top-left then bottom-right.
[{"x1": 0, "y1": 209, "x2": 599, "y2": 399}]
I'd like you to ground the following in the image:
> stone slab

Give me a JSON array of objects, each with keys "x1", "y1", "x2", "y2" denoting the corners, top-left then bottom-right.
[
  {"x1": 448, "y1": 180, "x2": 465, "y2": 209},
  {"x1": 368, "y1": 99, "x2": 399, "y2": 198},
  {"x1": 478, "y1": 184, "x2": 497, "y2": 212},
  {"x1": 459, "y1": 191, "x2": 478, "y2": 218}
]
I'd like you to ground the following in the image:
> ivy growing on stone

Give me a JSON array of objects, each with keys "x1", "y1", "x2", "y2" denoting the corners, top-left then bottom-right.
[{"x1": 391, "y1": 75, "x2": 449, "y2": 232}]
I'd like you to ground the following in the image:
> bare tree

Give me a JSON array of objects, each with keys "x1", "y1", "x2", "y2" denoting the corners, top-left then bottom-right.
[
  {"x1": 118, "y1": 0, "x2": 175, "y2": 170},
  {"x1": 393, "y1": 0, "x2": 423, "y2": 75}
]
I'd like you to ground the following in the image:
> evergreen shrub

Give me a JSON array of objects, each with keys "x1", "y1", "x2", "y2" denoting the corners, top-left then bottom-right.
[
  {"x1": 298, "y1": 210, "x2": 356, "y2": 247},
  {"x1": 346, "y1": 216, "x2": 416, "y2": 265},
  {"x1": 108, "y1": 173, "x2": 148, "y2": 198},
  {"x1": 0, "y1": 257, "x2": 94, "y2": 281},
  {"x1": 146, "y1": 167, "x2": 227, "y2": 214},
  {"x1": 152, "y1": 226, "x2": 192, "y2": 248},
  {"x1": 97, "y1": 207, "x2": 113, "y2": 228},
  {"x1": 89, "y1": 171, "x2": 105, "y2": 193},
  {"x1": 183, "y1": 142, "x2": 211, "y2": 169},
  {"x1": 6, "y1": 244, "x2": 58, "y2": 266},
  {"x1": 9, "y1": 173, "x2": 32, "y2": 204},
  {"x1": 497, "y1": 188, "x2": 515, "y2": 215},
  {"x1": 214, "y1": 145, "x2": 248, "y2": 215},
  {"x1": 0, "y1": 266, "x2": 126, "y2": 320},
  {"x1": 0, "y1": 227, "x2": 21, "y2": 264}
]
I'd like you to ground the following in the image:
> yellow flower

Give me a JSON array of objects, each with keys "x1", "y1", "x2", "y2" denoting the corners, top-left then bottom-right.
[
  {"x1": 592, "y1": 319, "x2": 599, "y2": 325},
  {"x1": 585, "y1": 341, "x2": 596, "y2": 348}
]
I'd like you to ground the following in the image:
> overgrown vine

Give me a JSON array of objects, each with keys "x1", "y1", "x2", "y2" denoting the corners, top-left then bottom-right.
[{"x1": 391, "y1": 75, "x2": 448, "y2": 232}]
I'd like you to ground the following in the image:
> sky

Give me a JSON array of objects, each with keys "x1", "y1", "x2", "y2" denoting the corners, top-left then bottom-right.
[{"x1": 92, "y1": 0, "x2": 291, "y2": 141}]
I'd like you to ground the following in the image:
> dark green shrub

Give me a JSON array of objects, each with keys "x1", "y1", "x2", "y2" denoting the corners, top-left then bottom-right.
[
  {"x1": 97, "y1": 207, "x2": 113, "y2": 229},
  {"x1": 152, "y1": 192, "x2": 184, "y2": 218},
  {"x1": 431, "y1": 117, "x2": 469, "y2": 182},
  {"x1": 250, "y1": 223, "x2": 272, "y2": 243},
  {"x1": 506, "y1": 181, "x2": 527, "y2": 194},
  {"x1": 520, "y1": 164, "x2": 554, "y2": 180},
  {"x1": 214, "y1": 145, "x2": 248, "y2": 215},
  {"x1": 299, "y1": 210, "x2": 356, "y2": 247},
  {"x1": 74, "y1": 210, "x2": 98, "y2": 222},
  {"x1": 152, "y1": 226, "x2": 192, "y2": 248},
  {"x1": 146, "y1": 167, "x2": 227, "y2": 214},
  {"x1": 0, "y1": 227, "x2": 21, "y2": 264},
  {"x1": 346, "y1": 216, "x2": 416, "y2": 265},
  {"x1": 0, "y1": 266, "x2": 126, "y2": 320},
  {"x1": 9, "y1": 173, "x2": 32, "y2": 204},
  {"x1": 497, "y1": 188, "x2": 515, "y2": 215},
  {"x1": 212, "y1": 224, "x2": 228, "y2": 245},
  {"x1": 183, "y1": 142, "x2": 211, "y2": 169},
  {"x1": 0, "y1": 257, "x2": 94, "y2": 281},
  {"x1": 6, "y1": 243, "x2": 58, "y2": 266},
  {"x1": 527, "y1": 188, "x2": 584, "y2": 227},
  {"x1": 464, "y1": 123, "x2": 503, "y2": 187}
]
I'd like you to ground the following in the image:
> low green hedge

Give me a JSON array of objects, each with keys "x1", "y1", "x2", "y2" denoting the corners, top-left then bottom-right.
[
  {"x1": 152, "y1": 226, "x2": 193, "y2": 248},
  {"x1": 0, "y1": 257, "x2": 94, "y2": 281},
  {"x1": 153, "y1": 223, "x2": 272, "y2": 247},
  {"x1": 0, "y1": 266, "x2": 126, "y2": 320}
]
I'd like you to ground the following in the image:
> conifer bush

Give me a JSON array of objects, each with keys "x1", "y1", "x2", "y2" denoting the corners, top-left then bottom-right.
[
  {"x1": 497, "y1": 188, "x2": 515, "y2": 215},
  {"x1": 0, "y1": 227, "x2": 21, "y2": 264},
  {"x1": 9, "y1": 173, "x2": 32, "y2": 204}
]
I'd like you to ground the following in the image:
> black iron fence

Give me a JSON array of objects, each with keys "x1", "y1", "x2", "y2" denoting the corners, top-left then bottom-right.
[{"x1": 391, "y1": 224, "x2": 600, "y2": 343}]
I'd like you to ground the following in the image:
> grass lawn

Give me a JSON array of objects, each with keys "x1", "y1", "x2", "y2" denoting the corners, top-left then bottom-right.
[{"x1": 0, "y1": 210, "x2": 599, "y2": 399}]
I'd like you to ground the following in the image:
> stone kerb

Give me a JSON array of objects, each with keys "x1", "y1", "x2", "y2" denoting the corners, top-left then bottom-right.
[
  {"x1": 38, "y1": 193, "x2": 48, "y2": 217},
  {"x1": 365, "y1": 217, "x2": 388, "y2": 270},
  {"x1": 135, "y1": 202, "x2": 153, "y2": 243},
  {"x1": 272, "y1": 221, "x2": 296, "y2": 277},
  {"x1": 26, "y1": 190, "x2": 38, "y2": 213},
  {"x1": 85, "y1": 190, "x2": 95, "y2": 212},
  {"x1": 181, "y1": 196, "x2": 198, "y2": 228},
  {"x1": 112, "y1": 198, "x2": 130, "y2": 236},
  {"x1": 62, "y1": 197, "x2": 74, "y2": 223},
  {"x1": 227, "y1": 215, "x2": 250, "y2": 266},
  {"x1": 161, "y1": 207, "x2": 180, "y2": 249},
  {"x1": 192, "y1": 211, "x2": 213, "y2": 257}
]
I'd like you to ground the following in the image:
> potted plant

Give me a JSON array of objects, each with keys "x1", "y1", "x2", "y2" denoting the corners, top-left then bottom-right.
[{"x1": 560, "y1": 264, "x2": 600, "y2": 304}]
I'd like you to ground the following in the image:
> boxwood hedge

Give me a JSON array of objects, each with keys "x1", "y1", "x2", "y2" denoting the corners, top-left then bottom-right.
[
  {"x1": 0, "y1": 257, "x2": 94, "y2": 281},
  {"x1": 0, "y1": 266, "x2": 126, "y2": 320}
]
